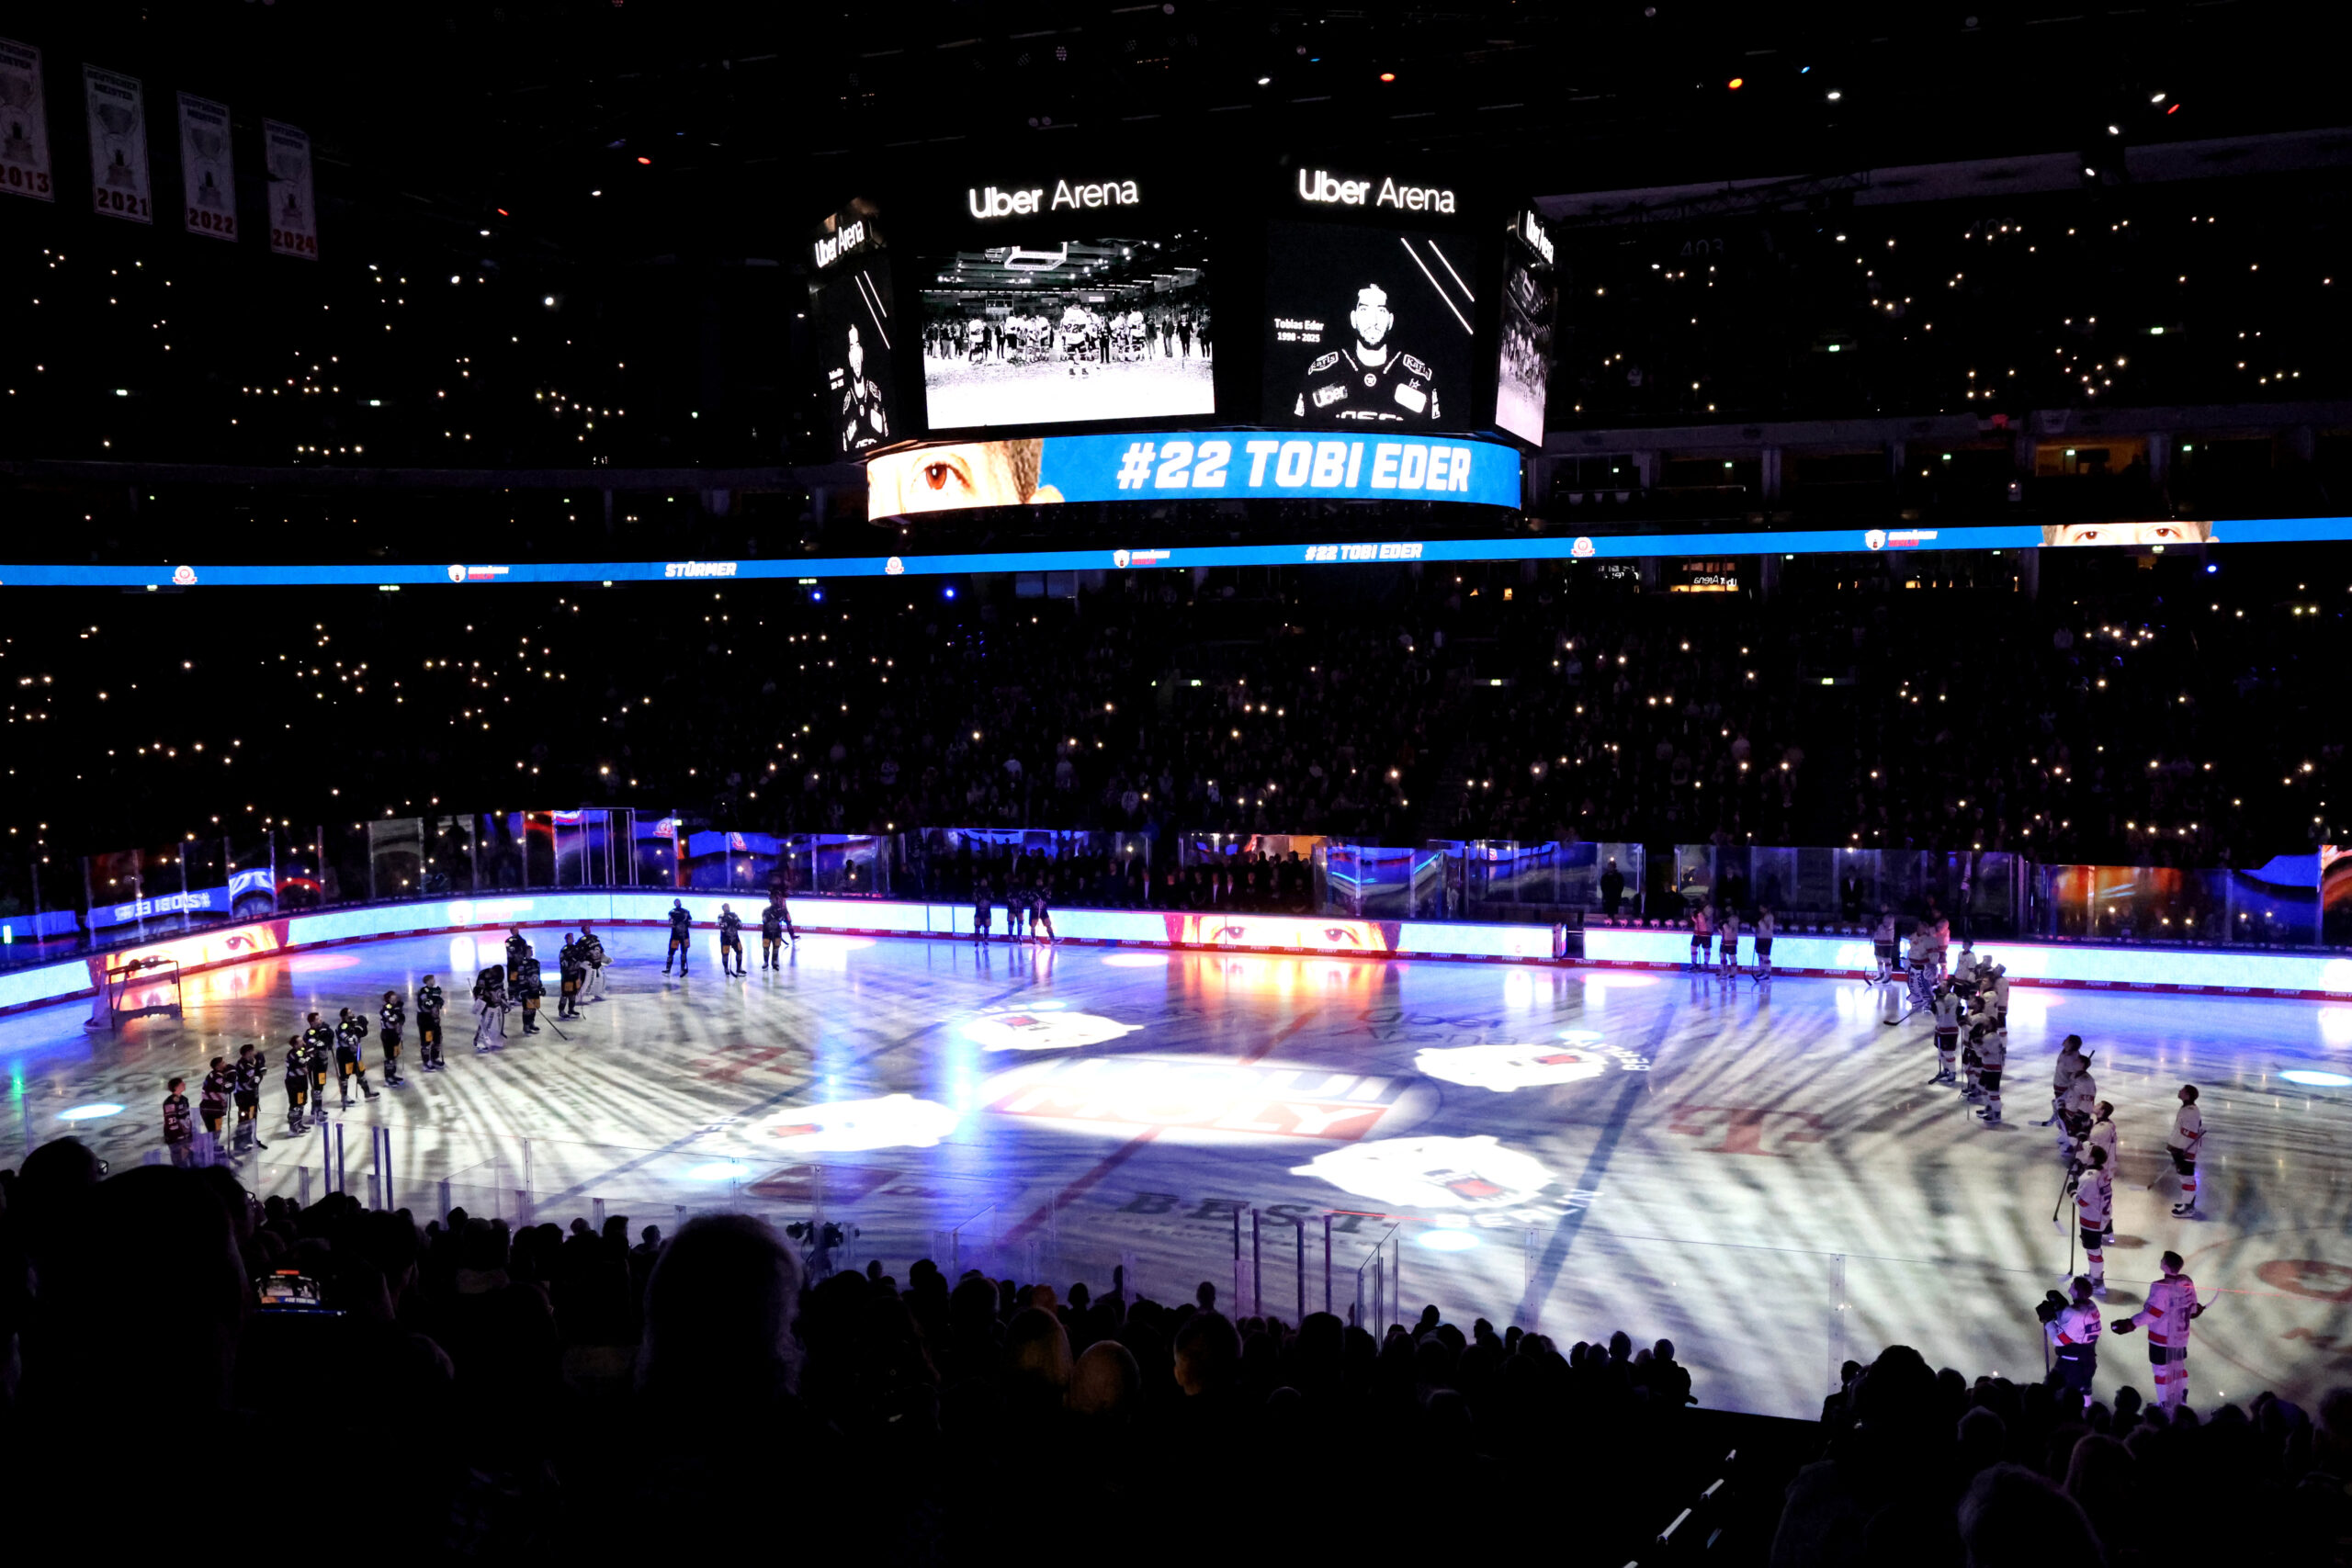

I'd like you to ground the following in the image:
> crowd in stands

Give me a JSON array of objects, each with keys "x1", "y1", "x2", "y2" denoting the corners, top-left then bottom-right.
[
  {"x1": 3, "y1": 544, "x2": 2337, "y2": 929},
  {"x1": 6, "y1": 1137, "x2": 2346, "y2": 1562},
  {"x1": 1791, "y1": 1341, "x2": 2352, "y2": 1565}
]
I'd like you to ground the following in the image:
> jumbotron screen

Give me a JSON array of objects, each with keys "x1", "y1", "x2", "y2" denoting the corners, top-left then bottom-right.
[
  {"x1": 808, "y1": 202, "x2": 904, "y2": 459},
  {"x1": 917, "y1": 176, "x2": 1215, "y2": 432}
]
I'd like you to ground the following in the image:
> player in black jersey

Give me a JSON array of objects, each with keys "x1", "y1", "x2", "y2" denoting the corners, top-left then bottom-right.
[
  {"x1": 514, "y1": 953, "x2": 546, "y2": 1034},
  {"x1": 334, "y1": 1010, "x2": 379, "y2": 1106},
  {"x1": 1291, "y1": 284, "x2": 1442, "y2": 423},
  {"x1": 1032, "y1": 885, "x2": 1057, "y2": 945},
  {"x1": 233, "y1": 1043, "x2": 268, "y2": 1152},
  {"x1": 759, "y1": 901, "x2": 786, "y2": 970},
  {"x1": 415, "y1": 975, "x2": 447, "y2": 1069},
  {"x1": 379, "y1": 989, "x2": 407, "y2": 1086},
  {"x1": 505, "y1": 926, "x2": 533, "y2": 989},
  {"x1": 283, "y1": 1036, "x2": 311, "y2": 1134},
  {"x1": 163, "y1": 1077, "x2": 195, "y2": 1168},
  {"x1": 664, "y1": 900, "x2": 693, "y2": 975},
  {"x1": 974, "y1": 881, "x2": 993, "y2": 945},
  {"x1": 718, "y1": 904, "x2": 746, "y2": 977},
  {"x1": 579, "y1": 923, "x2": 609, "y2": 1004},
  {"x1": 558, "y1": 935, "x2": 584, "y2": 1019},
  {"x1": 472, "y1": 964, "x2": 509, "y2": 1052},
  {"x1": 199, "y1": 1055, "x2": 233, "y2": 1147}
]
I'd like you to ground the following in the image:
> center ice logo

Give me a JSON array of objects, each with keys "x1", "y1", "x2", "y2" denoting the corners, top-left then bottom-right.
[
  {"x1": 761, "y1": 1094, "x2": 958, "y2": 1152},
  {"x1": 1293, "y1": 1134, "x2": 1559, "y2": 1211},
  {"x1": 962, "y1": 1003, "x2": 1141, "y2": 1052},
  {"x1": 1413, "y1": 1040, "x2": 1611, "y2": 1092}
]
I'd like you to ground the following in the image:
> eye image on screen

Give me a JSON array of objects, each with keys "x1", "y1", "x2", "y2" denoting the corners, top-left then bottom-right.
[
  {"x1": 1265, "y1": 220, "x2": 1476, "y2": 428},
  {"x1": 919, "y1": 233, "x2": 1214, "y2": 431},
  {"x1": 813, "y1": 256, "x2": 901, "y2": 459}
]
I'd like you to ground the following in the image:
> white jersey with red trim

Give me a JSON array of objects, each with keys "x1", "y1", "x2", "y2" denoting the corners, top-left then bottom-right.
[
  {"x1": 2088, "y1": 1117, "x2": 2119, "y2": 1169},
  {"x1": 2075, "y1": 1167, "x2": 2112, "y2": 1230},
  {"x1": 2049, "y1": 1302, "x2": 2103, "y2": 1350},
  {"x1": 1974, "y1": 1027, "x2": 2008, "y2": 1071},
  {"x1": 2132, "y1": 1273, "x2": 2200, "y2": 1347},
  {"x1": 2053, "y1": 1048, "x2": 2087, "y2": 1093},
  {"x1": 2062, "y1": 1071, "x2": 2098, "y2": 1119},
  {"x1": 2170, "y1": 1102, "x2": 2204, "y2": 1156}
]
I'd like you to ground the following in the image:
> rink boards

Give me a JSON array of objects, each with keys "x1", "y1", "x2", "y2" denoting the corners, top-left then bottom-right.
[{"x1": 6, "y1": 893, "x2": 2350, "y2": 1017}]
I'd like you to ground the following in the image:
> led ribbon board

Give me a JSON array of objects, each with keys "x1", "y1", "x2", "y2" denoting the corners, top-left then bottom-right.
[{"x1": 6, "y1": 515, "x2": 2351, "y2": 589}]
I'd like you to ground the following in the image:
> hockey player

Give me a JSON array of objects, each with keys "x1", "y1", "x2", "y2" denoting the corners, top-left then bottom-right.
[
  {"x1": 283, "y1": 1035, "x2": 311, "y2": 1134},
  {"x1": 1005, "y1": 884, "x2": 1028, "y2": 943},
  {"x1": 1951, "y1": 940, "x2": 1980, "y2": 994},
  {"x1": 472, "y1": 964, "x2": 509, "y2": 1053},
  {"x1": 2167, "y1": 1084, "x2": 2205, "y2": 1217},
  {"x1": 1689, "y1": 903, "x2": 1713, "y2": 972},
  {"x1": 199, "y1": 1055, "x2": 233, "y2": 1149},
  {"x1": 1033, "y1": 884, "x2": 1057, "y2": 945},
  {"x1": 379, "y1": 990, "x2": 406, "y2": 1087},
  {"x1": 1717, "y1": 907, "x2": 1742, "y2": 977},
  {"x1": 2111, "y1": 1250, "x2": 2204, "y2": 1410},
  {"x1": 232, "y1": 1042, "x2": 267, "y2": 1153},
  {"x1": 514, "y1": 953, "x2": 546, "y2": 1034},
  {"x1": 1751, "y1": 907, "x2": 1774, "y2": 976},
  {"x1": 2074, "y1": 1146, "x2": 2114, "y2": 1296},
  {"x1": 1291, "y1": 284, "x2": 1441, "y2": 423},
  {"x1": 558, "y1": 934, "x2": 584, "y2": 1019},
  {"x1": 974, "y1": 880, "x2": 994, "y2": 945},
  {"x1": 2059, "y1": 1054, "x2": 2099, "y2": 1162},
  {"x1": 759, "y1": 900, "x2": 786, "y2": 969},
  {"x1": 416, "y1": 974, "x2": 447, "y2": 1070},
  {"x1": 2047, "y1": 1275, "x2": 2103, "y2": 1413},
  {"x1": 1983, "y1": 959, "x2": 2010, "y2": 1022},
  {"x1": 717, "y1": 904, "x2": 746, "y2": 977},
  {"x1": 1974, "y1": 1018, "x2": 2008, "y2": 1124},
  {"x1": 1928, "y1": 984, "x2": 1962, "y2": 1085},
  {"x1": 2045, "y1": 1034, "x2": 2089, "y2": 1129},
  {"x1": 505, "y1": 926, "x2": 533, "y2": 989},
  {"x1": 302, "y1": 1011, "x2": 336, "y2": 1117},
  {"x1": 334, "y1": 1011, "x2": 379, "y2": 1107},
  {"x1": 1928, "y1": 909, "x2": 1951, "y2": 984},
  {"x1": 1904, "y1": 923, "x2": 1935, "y2": 1010},
  {"x1": 579, "y1": 922, "x2": 609, "y2": 1003},
  {"x1": 163, "y1": 1077, "x2": 196, "y2": 1168},
  {"x1": 663, "y1": 900, "x2": 693, "y2": 976},
  {"x1": 1870, "y1": 908, "x2": 1898, "y2": 984}
]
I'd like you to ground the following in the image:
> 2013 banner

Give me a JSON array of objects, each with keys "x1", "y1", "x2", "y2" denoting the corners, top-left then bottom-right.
[
  {"x1": 83, "y1": 62, "x2": 150, "y2": 224},
  {"x1": 177, "y1": 92, "x2": 234, "y2": 242},
  {"x1": 263, "y1": 118, "x2": 316, "y2": 259},
  {"x1": 0, "y1": 38, "x2": 53, "y2": 203}
]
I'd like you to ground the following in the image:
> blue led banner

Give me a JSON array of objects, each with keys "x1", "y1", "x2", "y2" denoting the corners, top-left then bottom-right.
[
  {"x1": 1, "y1": 515, "x2": 2347, "y2": 589},
  {"x1": 864, "y1": 428, "x2": 1522, "y2": 518}
]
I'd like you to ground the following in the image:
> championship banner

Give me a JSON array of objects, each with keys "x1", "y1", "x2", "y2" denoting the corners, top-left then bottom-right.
[
  {"x1": 177, "y1": 92, "x2": 235, "y2": 241},
  {"x1": 263, "y1": 118, "x2": 316, "y2": 259},
  {"x1": 0, "y1": 38, "x2": 53, "y2": 203},
  {"x1": 83, "y1": 64, "x2": 152, "y2": 224}
]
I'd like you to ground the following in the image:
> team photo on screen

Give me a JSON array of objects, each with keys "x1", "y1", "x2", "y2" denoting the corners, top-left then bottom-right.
[
  {"x1": 918, "y1": 233, "x2": 1214, "y2": 431},
  {"x1": 1263, "y1": 220, "x2": 1477, "y2": 428}
]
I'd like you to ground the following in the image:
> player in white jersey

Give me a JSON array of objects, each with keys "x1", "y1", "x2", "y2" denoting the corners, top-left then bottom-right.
[
  {"x1": 2074, "y1": 1146, "x2": 2113, "y2": 1295},
  {"x1": 1984, "y1": 961, "x2": 2010, "y2": 1021},
  {"x1": 2059, "y1": 1060, "x2": 2098, "y2": 1162},
  {"x1": 1870, "y1": 909, "x2": 1897, "y2": 984},
  {"x1": 1717, "y1": 908, "x2": 1741, "y2": 977},
  {"x1": 2045, "y1": 1034, "x2": 2088, "y2": 1128},
  {"x1": 2167, "y1": 1084, "x2": 2205, "y2": 1216},
  {"x1": 2086, "y1": 1101, "x2": 2119, "y2": 1215},
  {"x1": 2047, "y1": 1274, "x2": 2103, "y2": 1412},
  {"x1": 1951, "y1": 941, "x2": 1980, "y2": 993},
  {"x1": 1973, "y1": 1021, "x2": 2007, "y2": 1124},
  {"x1": 1751, "y1": 908, "x2": 1776, "y2": 976},
  {"x1": 1928, "y1": 985, "x2": 1962, "y2": 1085},
  {"x1": 2112, "y1": 1250, "x2": 2204, "y2": 1409}
]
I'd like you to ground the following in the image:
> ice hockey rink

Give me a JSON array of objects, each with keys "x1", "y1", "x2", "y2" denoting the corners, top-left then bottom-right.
[
  {"x1": 922, "y1": 353, "x2": 1214, "y2": 429},
  {"x1": 6, "y1": 927, "x2": 2348, "y2": 1422}
]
